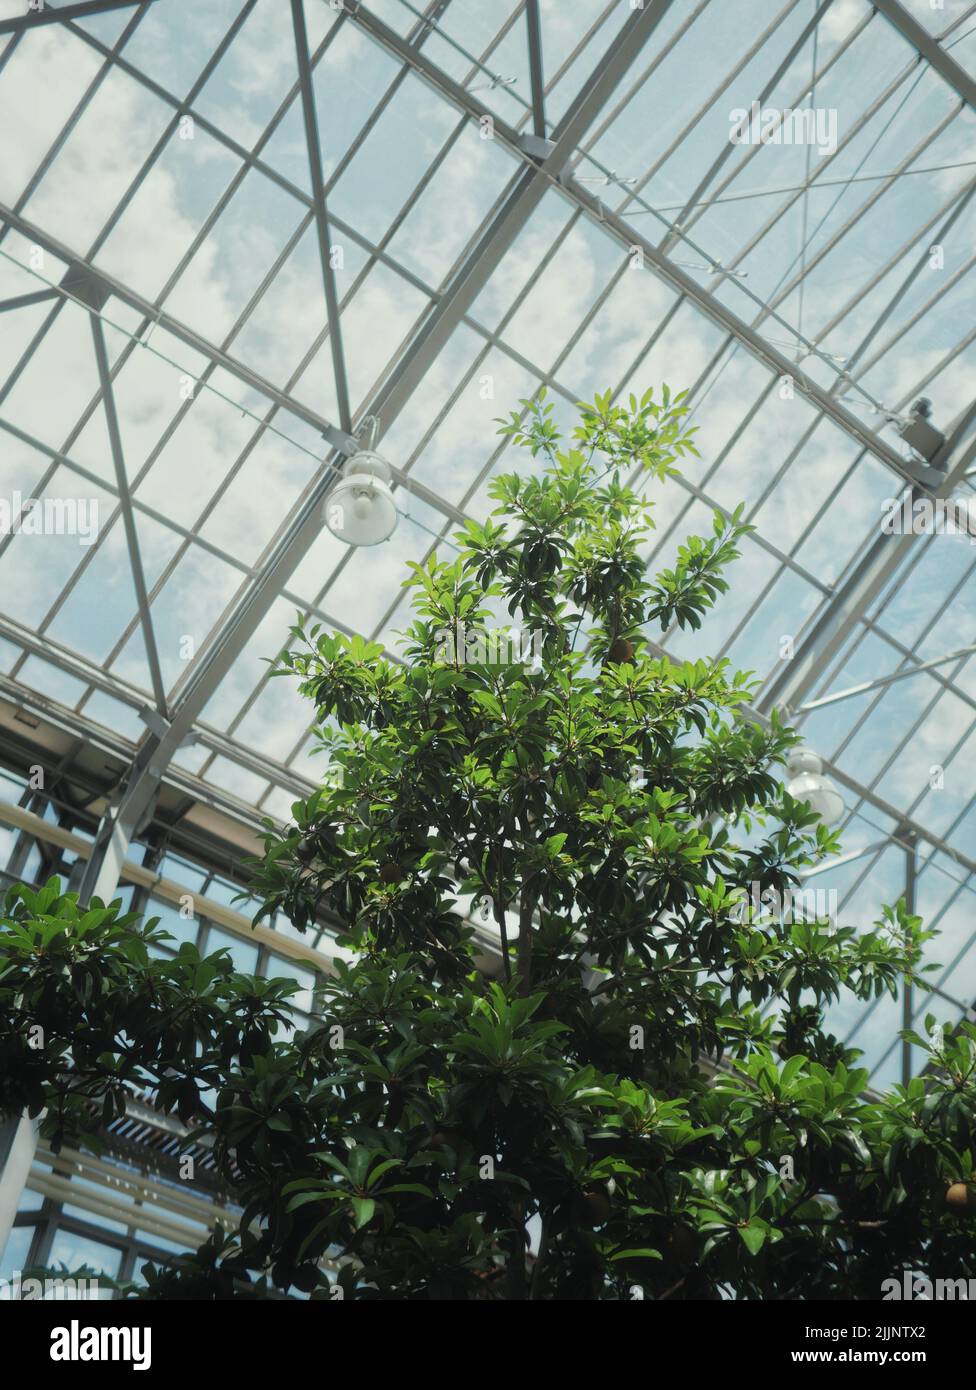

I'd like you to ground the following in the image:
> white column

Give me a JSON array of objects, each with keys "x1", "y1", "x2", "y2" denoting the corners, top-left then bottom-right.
[{"x1": 0, "y1": 1115, "x2": 37, "y2": 1258}]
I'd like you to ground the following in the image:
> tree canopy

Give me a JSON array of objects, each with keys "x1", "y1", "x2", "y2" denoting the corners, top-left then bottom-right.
[{"x1": 2, "y1": 388, "x2": 974, "y2": 1300}]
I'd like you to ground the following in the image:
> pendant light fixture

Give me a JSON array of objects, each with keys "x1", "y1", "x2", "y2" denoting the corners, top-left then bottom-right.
[
  {"x1": 322, "y1": 415, "x2": 398, "y2": 547},
  {"x1": 785, "y1": 748, "x2": 845, "y2": 825}
]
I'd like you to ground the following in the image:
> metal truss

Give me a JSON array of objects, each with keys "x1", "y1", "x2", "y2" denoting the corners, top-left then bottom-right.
[
  {"x1": 873, "y1": 0, "x2": 976, "y2": 111},
  {"x1": 0, "y1": 0, "x2": 973, "y2": 1088},
  {"x1": 0, "y1": 0, "x2": 156, "y2": 37}
]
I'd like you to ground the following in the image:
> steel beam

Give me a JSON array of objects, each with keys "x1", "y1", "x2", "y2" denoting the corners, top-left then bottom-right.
[
  {"x1": 5, "y1": 621, "x2": 315, "y2": 793},
  {"x1": 525, "y1": 0, "x2": 546, "y2": 139},
  {"x1": 358, "y1": 0, "x2": 677, "y2": 428},
  {"x1": 0, "y1": 206, "x2": 348, "y2": 441},
  {"x1": 344, "y1": 2, "x2": 932, "y2": 495},
  {"x1": 0, "y1": 202, "x2": 468, "y2": 527},
  {"x1": 756, "y1": 403, "x2": 976, "y2": 718},
  {"x1": 797, "y1": 644, "x2": 976, "y2": 713},
  {"x1": 290, "y1": 0, "x2": 352, "y2": 434},
  {"x1": 0, "y1": 669, "x2": 315, "y2": 831},
  {"x1": 66, "y1": 0, "x2": 678, "y2": 900},
  {"x1": 0, "y1": 288, "x2": 58, "y2": 312},
  {"x1": 659, "y1": 0, "x2": 833, "y2": 254},
  {"x1": 90, "y1": 314, "x2": 168, "y2": 716},
  {"x1": 872, "y1": 0, "x2": 976, "y2": 111},
  {"x1": 0, "y1": 0, "x2": 155, "y2": 37},
  {"x1": 902, "y1": 829, "x2": 918, "y2": 1085}
]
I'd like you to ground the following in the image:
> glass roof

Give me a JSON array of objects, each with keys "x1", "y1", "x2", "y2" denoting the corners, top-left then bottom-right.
[{"x1": 1, "y1": 0, "x2": 975, "y2": 1083}]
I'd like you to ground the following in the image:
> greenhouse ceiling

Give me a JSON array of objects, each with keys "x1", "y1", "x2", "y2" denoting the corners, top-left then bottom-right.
[{"x1": 0, "y1": 0, "x2": 975, "y2": 1083}]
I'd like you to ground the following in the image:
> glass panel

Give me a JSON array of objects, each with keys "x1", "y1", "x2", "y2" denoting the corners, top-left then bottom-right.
[
  {"x1": 0, "y1": 1223, "x2": 37, "y2": 1278},
  {"x1": 205, "y1": 923, "x2": 260, "y2": 974},
  {"x1": 47, "y1": 1230, "x2": 124, "y2": 1282}
]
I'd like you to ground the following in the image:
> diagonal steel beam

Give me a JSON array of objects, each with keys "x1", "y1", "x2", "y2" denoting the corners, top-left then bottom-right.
[
  {"x1": 0, "y1": 288, "x2": 59, "y2": 312},
  {"x1": 356, "y1": 0, "x2": 675, "y2": 429},
  {"x1": 525, "y1": 0, "x2": 547, "y2": 138},
  {"x1": 902, "y1": 830, "x2": 917, "y2": 1084},
  {"x1": 836, "y1": 176, "x2": 976, "y2": 378},
  {"x1": 797, "y1": 644, "x2": 976, "y2": 713},
  {"x1": 0, "y1": 203, "x2": 468, "y2": 526},
  {"x1": 69, "y1": 0, "x2": 678, "y2": 899},
  {"x1": 659, "y1": 0, "x2": 834, "y2": 254},
  {"x1": 756, "y1": 402, "x2": 976, "y2": 718},
  {"x1": 290, "y1": 0, "x2": 352, "y2": 434},
  {"x1": 0, "y1": 206, "x2": 346, "y2": 436},
  {"x1": 0, "y1": 0, "x2": 157, "y2": 37},
  {"x1": 344, "y1": 1, "x2": 931, "y2": 495},
  {"x1": 872, "y1": 0, "x2": 976, "y2": 110},
  {"x1": 736, "y1": 701, "x2": 976, "y2": 881},
  {"x1": 90, "y1": 314, "x2": 168, "y2": 716}
]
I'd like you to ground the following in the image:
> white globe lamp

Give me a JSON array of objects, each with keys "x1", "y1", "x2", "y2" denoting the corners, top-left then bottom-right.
[
  {"x1": 785, "y1": 748, "x2": 844, "y2": 825},
  {"x1": 323, "y1": 450, "x2": 398, "y2": 547}
]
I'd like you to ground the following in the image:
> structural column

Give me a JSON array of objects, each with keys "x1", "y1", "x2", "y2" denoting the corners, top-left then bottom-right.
[
  {"x1": 902, "y1": 829, "x2": 918, "y2": 1087},
  {"x1": 0, "y1": 1116, "x2": 37, "y2": 1259}
]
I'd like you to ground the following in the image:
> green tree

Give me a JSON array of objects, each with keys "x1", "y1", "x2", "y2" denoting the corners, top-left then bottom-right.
[{"x1": 2, "y1": 388, "x2": 974, "y2": 1300}]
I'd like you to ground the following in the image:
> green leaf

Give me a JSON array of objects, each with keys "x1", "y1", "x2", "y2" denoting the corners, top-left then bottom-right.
[
  {"x1": 738, "y1": 1224, "x2": 767, "y2": 1255},
  {"x1": 350, "y1": 1197, "x2": 376, "y2": 1230}
]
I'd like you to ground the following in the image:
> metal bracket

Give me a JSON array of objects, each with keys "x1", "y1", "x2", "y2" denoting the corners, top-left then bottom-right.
[
  {"x1": 900, "y1": 457, "x2": 950, "y2": 488},
  {"x1": 138, "y1": 705, "x2": 195, "y2": 751},
  {"x1": 517, "y1": 132, "x2": 556, "y2": 162},
  {"x1": 59, "y1": 263, "x2": 111, "y2": 312},
  {"x1": 321, "y1": 424, "x2": 359, "y2": 457}
]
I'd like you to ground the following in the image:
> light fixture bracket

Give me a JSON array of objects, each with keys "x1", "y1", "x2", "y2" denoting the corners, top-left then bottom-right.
[
  {"x1": 321, "y1": 424, "x2": 359, "y2": 457},
  {"x1": 518, "y1": 133, "x2": 556, "y2": 161}
]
